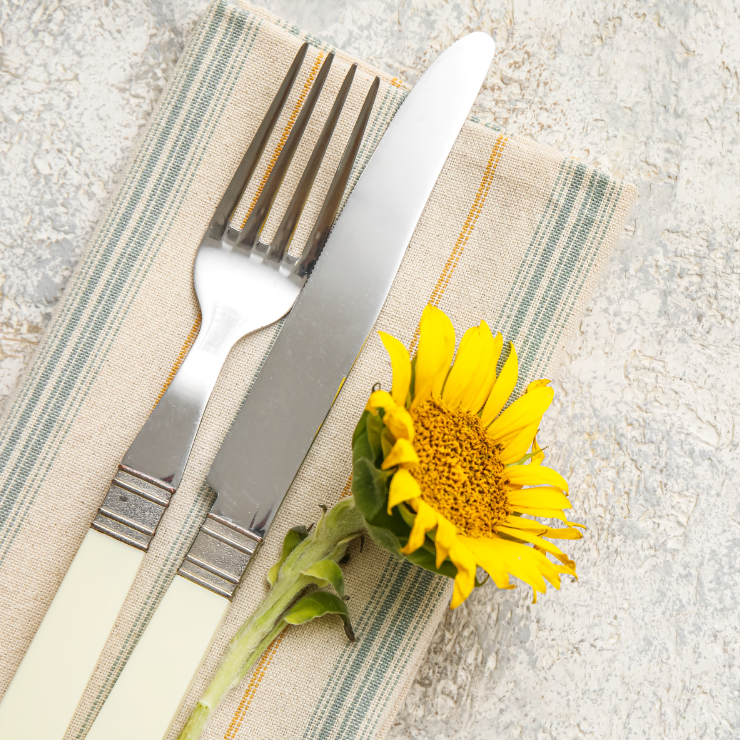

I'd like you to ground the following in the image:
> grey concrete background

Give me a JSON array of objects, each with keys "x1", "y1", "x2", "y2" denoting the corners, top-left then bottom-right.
[{"x1": 2, "y1": 1, "x2": 739, "y2": 738}]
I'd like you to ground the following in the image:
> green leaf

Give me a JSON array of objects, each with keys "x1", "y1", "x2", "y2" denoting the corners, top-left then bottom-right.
[
  {"x1": 366, "y1": 411, "x2": 384, "y2": 465},
  {"x1": 352, "y1": 458, "x2": 389, "y2": 521},
  {"x1": 284, "y1": 592, "x2": 355, "y2": 641},
  {"x1": 301, "y1": 559, "x2": 345, "y2": 598},
  {"x1": 267, "y1": 525, "x2": 310, "y2": 586}
]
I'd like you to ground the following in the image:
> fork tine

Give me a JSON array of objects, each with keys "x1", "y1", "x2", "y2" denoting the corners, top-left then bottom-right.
[
  {"x1": 268, "y1": 64, "x2": 357, "y2": 264},
  {"x1": 237, "y1": 52, "x2": 335, "y2": 251},
  {"x1": 207, "y1": 43, "x2": 309, "y2": 241},
  {"x1": 293, "y1": 76, "x2": 380, "y2": 279}
]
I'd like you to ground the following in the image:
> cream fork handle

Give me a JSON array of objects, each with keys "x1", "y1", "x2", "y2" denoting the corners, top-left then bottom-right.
[
  {"x1": 0, "y1": 530, "x2": 143, "y2": 740},
  {"x1": 85, "y1": 575, "x2": 229, "y2": 740}
]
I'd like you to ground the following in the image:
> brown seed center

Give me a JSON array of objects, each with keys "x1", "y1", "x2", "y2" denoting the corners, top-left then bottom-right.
[{"x1": 409, "y1": 397, "x2": 508, "y2": 538}]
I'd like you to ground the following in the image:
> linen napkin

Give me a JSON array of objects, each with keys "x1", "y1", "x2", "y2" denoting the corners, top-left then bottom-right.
[{"x1": 0, "y1": 2, "x2": 637, "y2": 738}]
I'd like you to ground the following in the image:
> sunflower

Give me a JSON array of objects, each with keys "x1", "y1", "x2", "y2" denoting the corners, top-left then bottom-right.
[{"x1": 354, "y1": 305, "x2": 582, "y2": 609}]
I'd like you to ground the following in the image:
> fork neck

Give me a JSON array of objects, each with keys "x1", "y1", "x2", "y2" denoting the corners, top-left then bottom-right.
[{"x1": 121, "y1": 310, "x2": 244, "y2": 490}]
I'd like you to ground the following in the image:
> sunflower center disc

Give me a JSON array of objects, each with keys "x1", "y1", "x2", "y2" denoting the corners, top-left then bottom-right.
[{"x1": 410, "y1": 397, "x2": 508, "y2": 538}]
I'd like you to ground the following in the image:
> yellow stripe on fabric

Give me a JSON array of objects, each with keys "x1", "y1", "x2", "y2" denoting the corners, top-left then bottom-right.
[
  {"x1": 224, "y1": 632, "x2": 286, "y2": 739},
  {"x1": 409, "y1": 134, "x2": 507, "y2": 353},
  {"x1": 242, "y1": 52, "x2": 326, "y2": 225},
  {"x1": 223, "y1": 131, "x2": 507, "y2": 737},
  {"x1": 153, "y1": 314, "x2": 202, "y2": 405}
]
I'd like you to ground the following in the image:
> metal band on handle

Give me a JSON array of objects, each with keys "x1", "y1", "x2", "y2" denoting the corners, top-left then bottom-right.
[
  {"x1": 177, "y1": 513, "x2": 261, "y2": 598},
  {"x1": 91, "y1": 465, "x2": 175, "y2": 551}
]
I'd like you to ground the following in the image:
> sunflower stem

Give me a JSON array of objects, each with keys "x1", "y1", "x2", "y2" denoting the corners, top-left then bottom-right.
[{"x1": 177, "y1": 498, "x2": 366, "y2": 740}]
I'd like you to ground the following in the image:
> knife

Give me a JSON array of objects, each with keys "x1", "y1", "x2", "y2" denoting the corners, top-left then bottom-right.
[{"x1": 86, "y1": 32, "x2": 495, "y2": 740}]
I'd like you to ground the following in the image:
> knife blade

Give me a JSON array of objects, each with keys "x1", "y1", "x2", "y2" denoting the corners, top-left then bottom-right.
[{"x1": 86, "y1": 32, "x2": 495, "y2": 740}]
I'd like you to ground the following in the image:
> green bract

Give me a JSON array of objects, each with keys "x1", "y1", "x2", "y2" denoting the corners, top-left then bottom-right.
[{"x1": 351, "y1": 409, "x2": 458, "y2": 581}]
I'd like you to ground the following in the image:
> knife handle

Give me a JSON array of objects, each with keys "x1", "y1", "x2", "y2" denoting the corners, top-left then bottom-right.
[
  {"x1": 0, "y1": 529, "x2": 144, "y2": 740},
  {"x1": 85, "y1": 575, "x2": 229, "y2": 740}
]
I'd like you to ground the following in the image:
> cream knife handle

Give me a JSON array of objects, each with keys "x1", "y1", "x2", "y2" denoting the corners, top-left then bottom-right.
[
  {"x1": 0, "y1": 530, "x2": 144, "y2": 740},
  {"x1": 86, "y1": 575, "x2": 229, "y2": 740}
]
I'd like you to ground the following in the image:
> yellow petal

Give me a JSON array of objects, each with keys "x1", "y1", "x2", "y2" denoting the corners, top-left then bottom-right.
[
  {"x1": 527, "y1": 378, "x2": 551, "y2": 391},
  {"x1": 494, "y1": 525, "x2": 574, "y2": 567},
  {"x1": 379, "y1": 331, "x2": 412, "y2": 407},
  {"x1": 462, "y1": 536, "x2": 546, "y2": 595},
  {"x1": 441, "y1": 325, "x2": 482, "y2": 408},
  {"x1": 504, "y1": 464, "x2": 569, "y2": 492},
  {"x1": 366, "y1": 390, "x2": 396, "y2": 414},
  {"x1": 526, "y1": 546, "x2": 570, "y2": 589},
  {"x1": 488, "y1": 387, "x2": 554, "y2": 442},
  {"x1": 381, "y1": 438, "x2": 419, "y2": 469},
  {"x1": 459, "y1": 536, "x2": 513, "y2": 590},
  {"x1": 511, "y1": 506, "x2": 577, "y2": 525},
  {"x1": 480, "y1": 342, "x2": 518, "y2": 425},
  {"x1": 412, "y1": 305, "x2": 456, "y2": 408},
  {"x1": 449, "y1": 540, "x2": 477, "y2": 609},
  {"x1": 539, "y1": 526, "x2": 584, "y2": 540},
  {"x1": 507, "y1": 487, "x2": 571, "y2": 509},
  {"x1": 502, "y1": 514, "x2": 549, "y2": 535},
  {"x1": 401, "y1": 499, "x2": 438, "y2": 554},
  {"x1": 463, "y1": 324, "x2": 502, "y2": 413},
  {"x1": 383, "y1": 406, "x2": 415, "y2": 442},
  {"x1": 498, "y1": 421, "x2": 540, "y2": 465},
  {"x1": 387, "y1": 469, "x2": 421, "y2": 514},
  {"x1": 433, "y1": 515, "x2": 457, "y2": 569},
  {"x1": 503, "y1": 515, "x2": 583, "y2": 540}
]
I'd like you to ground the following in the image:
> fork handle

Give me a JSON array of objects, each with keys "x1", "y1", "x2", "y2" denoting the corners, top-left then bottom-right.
[
  {"x1": 0, "y1": 529, "x2": 144, "y2": 740},
  {"x1": 121, "y1": 314, "x2": 238, "y2": 490}
]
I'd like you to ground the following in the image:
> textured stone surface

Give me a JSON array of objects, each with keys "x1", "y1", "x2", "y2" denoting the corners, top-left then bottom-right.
[{"x1": 2, "y1": 1, "x2": 739, "y2": 738}]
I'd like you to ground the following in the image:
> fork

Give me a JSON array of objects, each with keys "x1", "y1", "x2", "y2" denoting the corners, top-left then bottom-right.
[{"x1": 0, "y1": 43, "x2": 380, "y2": 740}]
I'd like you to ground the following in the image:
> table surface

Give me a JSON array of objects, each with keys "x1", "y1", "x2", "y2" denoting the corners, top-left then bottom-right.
[{"x1": 1, "y1": 1, "x2": 738, "y2": 738}]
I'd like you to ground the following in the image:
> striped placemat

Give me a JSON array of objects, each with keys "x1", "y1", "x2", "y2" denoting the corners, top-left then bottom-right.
[{"x1": 0, "y1": 2, "x2": 636, "y2": 738}]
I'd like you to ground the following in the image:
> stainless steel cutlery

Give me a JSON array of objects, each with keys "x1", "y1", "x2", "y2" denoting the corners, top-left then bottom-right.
[
  {"x1": 86, "y1": 31, "x2": 496, "y2": 740},
  {"x1": 0, "y1": 44, "x2": 379, "y2": 740}
]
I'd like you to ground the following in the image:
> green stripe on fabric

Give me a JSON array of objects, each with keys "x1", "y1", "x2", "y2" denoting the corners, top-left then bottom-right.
[
  {"x1": 492, "y1": 160, "x2": 587, "y2": 383},
  {"x1": 303, "y1": 561, "x2": 446, "y2": 740},
  {"x1": 0, "y1": 0, "x2": 228, "y2": 531},
  {"x1": 532, "y1": 178, "x2": 623, "y2": 377},
  {"x1": 0, "y1": 2, "x2": 257, "y2": 562},
  {"x1": 507, "y1": 164, "x2": 619, "y2": 388}
]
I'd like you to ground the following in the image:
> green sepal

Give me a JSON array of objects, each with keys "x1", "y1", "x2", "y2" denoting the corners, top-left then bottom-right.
[
  {"x1": 366, "y1": 411, "x2": 385, "y2": 466},
  {"x1": 284, "y1": 592, "x2": 356, "y2": 641},
  {"x1": 397, "y1": 501, "x2": 416, "y2": 528},
  {"x1": 352, "y1": 418, "x2": 373, "y2": 466},
  {"x1": 301, "y1": 559, "x2": 345, "y2": 598},
  {"x1": 365, "y1": 521, "x2": 404, "y2": 558},
  {"x1": 380, "y1": 426, "x2": 395, "y2": 459},
  {"x1": 408, "y1": 356, "x2": 417, "y2": 401},
  {"x1": 404, "y1": 544, "x2": 458, "y2": 579},
  {"x1": 267, "y1": 525, "x2": 310, "y2": 586},
  {"x1": 352, "y1": 457, "x2": 390, "y2": 522},
  {"x1": 352, "y1": 410, "x2": 370, "y2": 448},
  {"x1": 362, "y1": 499, "x2": 413, "y2": 558}
]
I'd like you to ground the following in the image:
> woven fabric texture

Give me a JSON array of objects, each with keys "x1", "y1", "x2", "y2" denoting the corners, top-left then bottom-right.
[{"x1": 0, "y1": 2, "x2": 636, "y2": 738}]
